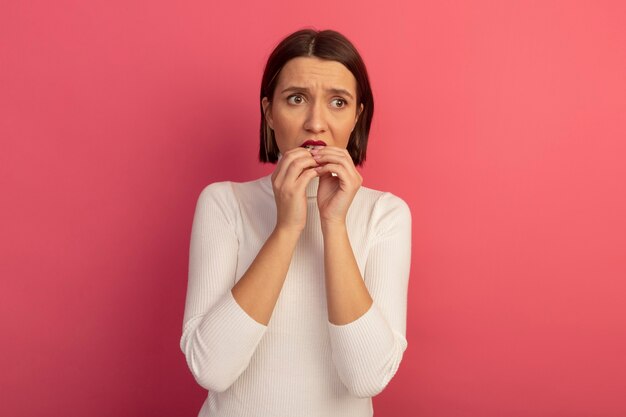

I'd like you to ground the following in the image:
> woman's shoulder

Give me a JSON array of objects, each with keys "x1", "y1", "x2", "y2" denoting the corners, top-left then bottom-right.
[
  {"x1": 357, "y1": 184, "x2": 411, "y2": 215},
  {"x1": 196, "y1": 180, "x2": 234, "y2": 203},
  {"x1": 355, "y1": 185, "x2": 411, "y2": 236},
  {"x1": 197, "y1": 175, "x2": 273, "y2": 204},
  {"x1": 193, "y1": 176, "x2": 272, "y2": 225}
]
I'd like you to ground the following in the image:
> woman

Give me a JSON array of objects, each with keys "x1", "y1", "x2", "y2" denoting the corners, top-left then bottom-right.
[{"x1": 180, "y1": 29, "x2": 411, "y2": 417}]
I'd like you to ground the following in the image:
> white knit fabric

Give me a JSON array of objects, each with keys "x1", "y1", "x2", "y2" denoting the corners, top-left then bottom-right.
[{"x1": 180, "y1": 174, "x2": 411, "y2": 417}]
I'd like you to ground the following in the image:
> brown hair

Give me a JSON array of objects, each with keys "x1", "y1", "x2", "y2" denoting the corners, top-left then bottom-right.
[{"x1": 259, "y1": 29, "x2": 374, "y2": 166}]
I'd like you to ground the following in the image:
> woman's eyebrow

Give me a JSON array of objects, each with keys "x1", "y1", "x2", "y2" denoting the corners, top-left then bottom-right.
[
  {"x1": 328, "y1": 88, "x2": 355, "y2": 100},
  {"x1": 280, "y1": 86, "x2": 355, "y2": 100}
]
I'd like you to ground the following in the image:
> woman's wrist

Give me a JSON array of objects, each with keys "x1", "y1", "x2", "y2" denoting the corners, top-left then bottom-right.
[
  {"x1": 320, "y1": 219, "x2": 347, "y2": 236},
  {"x1": 273, "y1": 223, "x2": 304, "y2": 241}
]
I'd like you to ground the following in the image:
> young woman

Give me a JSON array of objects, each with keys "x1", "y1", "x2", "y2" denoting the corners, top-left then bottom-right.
[{"x1": 180, "y1": 29, "x2": 412, "y2": 417}]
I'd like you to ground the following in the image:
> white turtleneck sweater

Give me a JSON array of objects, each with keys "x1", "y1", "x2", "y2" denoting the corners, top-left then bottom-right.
[{"x1": 180, "y1": 174, "x2": 411, "y2": 417}]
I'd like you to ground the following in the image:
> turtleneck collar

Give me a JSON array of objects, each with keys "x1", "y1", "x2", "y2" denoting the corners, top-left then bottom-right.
[{"x1": 305, "y1": 176, "x2": 319, "y2": 198}]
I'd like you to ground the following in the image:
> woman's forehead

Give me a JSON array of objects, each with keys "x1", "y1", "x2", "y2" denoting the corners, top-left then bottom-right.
[{"x1": 276, "y1": 57, "x2": 357, "y2": 93}]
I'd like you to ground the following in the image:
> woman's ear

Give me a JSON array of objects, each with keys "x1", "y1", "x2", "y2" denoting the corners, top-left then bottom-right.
[{"x1": 262, "y1": 97, "x2": 273, "y2": 129}]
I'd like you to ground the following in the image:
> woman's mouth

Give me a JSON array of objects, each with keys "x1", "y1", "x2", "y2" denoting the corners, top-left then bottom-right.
[{"x1": 301, "y1": 140, "x2": 327, "y2": 150}]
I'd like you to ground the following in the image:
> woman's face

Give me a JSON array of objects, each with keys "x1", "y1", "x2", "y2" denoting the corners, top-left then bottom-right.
[{"x1": 262, "y1": 57, "x2": 363, "y2": 154}]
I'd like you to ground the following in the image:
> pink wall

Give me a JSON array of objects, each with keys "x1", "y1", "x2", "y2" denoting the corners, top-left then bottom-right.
[{"x1": 2, "y1": 1, "x2": 625, "y2": 416}]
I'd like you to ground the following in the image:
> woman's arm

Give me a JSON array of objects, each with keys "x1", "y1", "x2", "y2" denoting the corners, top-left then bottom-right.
[
  {"x1": 313, "y1": 146, "x2": 375, "y2": 325},
  {"x1": 230, "y1": 225, "x2": 301, "y2": 324},
  {"x1": 313, "y1": 147, "x2": 412, "y2": 398},
  {"x1": 326, "y1": 195, "x2": 411, "y2": 398},
  {"x1": 231, "y1": 147, "x2": 319, "y2": 324},
  {"x1": 180, "y1": 148, "x2": 319, "y2": 392},
  {"x1": 322, "y1": 222, "x2": 373, "y2": 325},
  {"x1": 180, "y1": 182, "x2": 266, "y2": 393}
]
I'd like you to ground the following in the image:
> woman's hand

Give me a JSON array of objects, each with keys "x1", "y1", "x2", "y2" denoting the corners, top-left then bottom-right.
[
  {"x1": 271, "y1": 147, "x2": 319, "y2": 232},
  {"x1": 311, "y1": 146, "x2": 362, "y2": 225}
]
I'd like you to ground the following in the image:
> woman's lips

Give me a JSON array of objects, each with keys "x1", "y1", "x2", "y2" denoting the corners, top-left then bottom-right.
[{"x1": 301, "y1": 140, "x2": 327, "y2": 150}]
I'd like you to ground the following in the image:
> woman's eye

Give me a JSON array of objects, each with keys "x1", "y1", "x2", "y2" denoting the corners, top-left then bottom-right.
[
  {"x1": 287, "y1": 95, "x2": 304, "y2": 104},
  {"x1": 331, "y1": 98, "x2": 347, "y2": 108}
]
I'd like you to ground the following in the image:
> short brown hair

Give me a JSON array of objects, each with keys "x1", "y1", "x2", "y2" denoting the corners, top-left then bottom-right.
[{"x1": 259, "y1": 29, "x2": 374, "y2": 166}]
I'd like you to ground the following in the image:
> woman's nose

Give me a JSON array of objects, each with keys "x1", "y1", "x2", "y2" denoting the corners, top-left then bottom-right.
[{"x1": 303, "y1": 102, "x2": 327, "y2": 133}]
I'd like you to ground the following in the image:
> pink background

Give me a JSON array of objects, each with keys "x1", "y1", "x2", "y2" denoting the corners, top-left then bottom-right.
[{"x1": 2, "y1": 1, "x2": 625, "y2": 416}]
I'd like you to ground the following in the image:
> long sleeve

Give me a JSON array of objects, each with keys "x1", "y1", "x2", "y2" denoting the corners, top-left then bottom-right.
[
  {"x1": 327, "y1": 192, "x2": 412, "y2": 398},
  {"x1": 179, "y1": 182, "x2": 267, "y2": 393}
]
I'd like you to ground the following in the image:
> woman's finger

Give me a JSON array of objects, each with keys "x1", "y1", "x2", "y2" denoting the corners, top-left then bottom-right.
[
  {"x1": 311, "y1": 148, "x2": 355, "y2": 168},
  {"x1": 283, "y1": 153, "x2": 318, "y2": 186},
  {"x1": 295, "y1": 165, "x2": 319, "y2": 190},
  {"x1": 312, "y1": 153, "x2": 360, "y2": 182},
  {"x1": 315, "y1": 163, "x2": 350, "y2": 182},
  {"x1": 273, "y1": 148, "x2": 314, "y2": 186}
]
